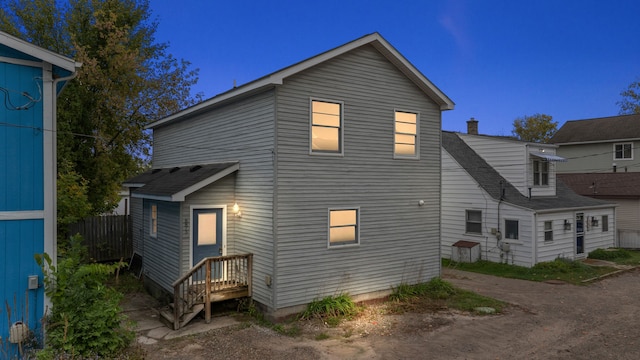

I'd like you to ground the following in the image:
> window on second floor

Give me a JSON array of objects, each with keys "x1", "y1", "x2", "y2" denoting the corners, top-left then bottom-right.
[
  {"x1": 465, "y1": 210, "x2": 482, "y2": 234},
  {"x1": 505, "y1": 219, "x2": 519, "y2": 240},
  {"x1": 533, "y1": 160, "x2": 549, "y2": 186},
  {"x1": 614, "y1": 143, "x2": 633, "y2": 160},
  {"x1": 394, "y1": 111, "x2": 418, "y2": 158},
  {"x1": 311, "y1": 100, "x2": 342, "y2": 155}
]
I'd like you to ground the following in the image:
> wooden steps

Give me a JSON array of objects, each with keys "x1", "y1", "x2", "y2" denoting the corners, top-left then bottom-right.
[{"x1": 159, "y1": 303, "x2": 205, "y2": 330}]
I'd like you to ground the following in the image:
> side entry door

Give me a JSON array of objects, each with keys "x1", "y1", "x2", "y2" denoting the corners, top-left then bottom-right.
[{"x1": 192, "y1": 208, "x2": 223, "y2": 280}]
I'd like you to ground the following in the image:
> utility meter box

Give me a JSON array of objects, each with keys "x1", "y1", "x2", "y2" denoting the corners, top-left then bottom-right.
[{"x1": 451, "y1": 240, "x2": 481, "y2": 263}]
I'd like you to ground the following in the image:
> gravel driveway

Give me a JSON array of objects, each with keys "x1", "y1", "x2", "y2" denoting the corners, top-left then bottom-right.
[{"x1": 141, "y1": 267, "x2": 640, "y2": 359}]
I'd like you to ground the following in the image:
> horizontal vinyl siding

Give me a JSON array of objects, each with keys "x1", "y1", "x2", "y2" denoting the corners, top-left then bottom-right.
[
  {"x1": 142, "y1": 200, "x2": 180, "y2": 292},
  {"x1": 442, "y1": 150, "x2": 534, "y2": 267},
  {"x1": 615, "y1": 198, "x2": 640, "y2": 231},
  {"x1": 274, "y1": 45, "x2": 441, "y2": 308},
  {"x1": 152, "y1": 90, "x2": 275, "y2": 307},
  {"x1": 556, "y1": 142, "x2": 640, "y2": 173}
]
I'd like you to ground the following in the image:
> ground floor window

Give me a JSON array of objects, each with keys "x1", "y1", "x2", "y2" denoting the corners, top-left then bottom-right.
[
  {"x1": 505, "y1": 219, "x2": 519, "y2": 240},
  {"x1": 544, "y1": 221, "x2": 553, "y2": 241},
  {"x1": 329, "y1": 208, "x2": 359, "y2": 247},
  {"x1": 602, "y1": 215, "x2": 609, "y2": 232},
  {"x1": 465, "y1": 210, "x2": 482, "y2": 234}
]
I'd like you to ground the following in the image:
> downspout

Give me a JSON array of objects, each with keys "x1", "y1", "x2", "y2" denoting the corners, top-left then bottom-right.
[{"x1": 532, "y1": 212, "x2": 538, "y2": 266}]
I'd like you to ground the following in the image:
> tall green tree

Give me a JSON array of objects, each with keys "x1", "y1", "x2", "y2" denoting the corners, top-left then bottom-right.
[
  {"x1": 618, "y1": 78, "x2": 640, "y2": 115},
  {"x1": 512, "y1": 113, "x2": 558, "y2": 143},
  {"x1": 0, "y1": 0, "x2": 201, "y2": 215}
]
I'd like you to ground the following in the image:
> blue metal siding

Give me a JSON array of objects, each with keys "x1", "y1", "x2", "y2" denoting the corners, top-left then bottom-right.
[
  {"x1": 0, "y1": 220, "x2": 45, "y2": 347},
  {"x1": 0, "y1": 62, "x2": 44, "y2": 211}
]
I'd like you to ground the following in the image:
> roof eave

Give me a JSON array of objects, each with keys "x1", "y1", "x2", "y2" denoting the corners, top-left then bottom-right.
[
  {"x1": 146, "y1": 32, "x2": 454, "y2": 129},
  {"x1": 171, "y1": 163, "x2": 240, "y2": 201},
  {"x1": 0, "y1": 31, "x2": 80, "y2": 72}
]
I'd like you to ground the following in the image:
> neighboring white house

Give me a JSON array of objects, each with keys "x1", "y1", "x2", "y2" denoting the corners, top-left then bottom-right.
[{"x1": 441, "y1": 121, "x2": 616, "y2": 267}]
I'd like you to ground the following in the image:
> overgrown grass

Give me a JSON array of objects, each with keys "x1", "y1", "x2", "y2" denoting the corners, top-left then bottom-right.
[
  {"x1": 443, "y1": 258, "x2": 617, "y2": 285},
  {"x1": 589, "y1": 248, "x2": 640, "y2": 265},
  {"x1": 389, "y1": 277, "x2": 505, "y2": 314},
  {"x1": 299, "y1": 294, "x2": 361, "y2": 326}
]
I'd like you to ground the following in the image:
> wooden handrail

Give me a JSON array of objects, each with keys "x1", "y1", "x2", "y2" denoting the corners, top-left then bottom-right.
[{"x1": 171, "y1": 253, "x2": 253, "y2": 330}]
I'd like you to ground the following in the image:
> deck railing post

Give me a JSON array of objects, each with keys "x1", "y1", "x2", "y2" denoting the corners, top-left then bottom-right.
[
  {"x1": 205, "y1": 258, "x2": 212, "y2": 324},
  {"x1": 173, "y1": 284, "x2": 180, "y2": 330},
  {"x1": 247, "y1": 254, "x2": 253, "y2": 296}
]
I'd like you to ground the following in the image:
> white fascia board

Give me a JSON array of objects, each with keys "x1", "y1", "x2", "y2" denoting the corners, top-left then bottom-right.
[
  {"x1": 0, "y1": 210, "x2": 45, "y2": 220},
  {"x1": 147, "y1": 33, "x2": 454, "y2": 129},
  {"x1": 130, "y1": 193, "x2": 172, "y2": 202},
  {"x1": 0, "y1": 31, "x2": 80, "y2": 72},
  {"x1": 171, "y1": 163, "x2": 239, "y2": 201},
  {"x1": 535, "y1": 204, "x2": 618, "y2": 214}
]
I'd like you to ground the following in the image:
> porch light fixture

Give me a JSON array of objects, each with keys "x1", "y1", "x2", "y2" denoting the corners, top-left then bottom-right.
[
  {"x1": 563, "y1": 219, "x2": 571, "y2": 231},
  {"x1": 233, "y1": 202, "x2": 242, "y2": 217}
]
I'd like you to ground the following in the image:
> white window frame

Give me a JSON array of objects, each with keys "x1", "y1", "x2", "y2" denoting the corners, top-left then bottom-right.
[
  {"x1": 532, "y1": 159, "x2": 549, "y2": 186},
  {"x1": 505, "y1": 219, "x2": 519, "y2": 240},
  {"x1": 544, "y1": 220, "x2": 553, "y2": 242},
  {"x1": 327, "y1": 207, "x2": 360, "y2": 248},
  {"x1": 310, "y1": 98, "x2": 344, "y2": 156},
  {"x1": 613, "y1": 143, "x2": 633, "y2": 160},
  {"x1": 465, "y1": 210, "x2": 482, "y2": 235},
  {"x1": 150, "y1": 203, "x2": 158, "y2": 238},
  {"x1": 393, "y1": 109, "x2": 420, "y2": 159},
  {"x1": 602, "y1": 215, "x2": 609, "y2": 232}
]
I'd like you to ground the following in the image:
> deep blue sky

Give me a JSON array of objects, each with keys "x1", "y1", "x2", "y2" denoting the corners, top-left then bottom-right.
[{"x1": 149, "y1": 0, "x2": 640, "y2": 135}]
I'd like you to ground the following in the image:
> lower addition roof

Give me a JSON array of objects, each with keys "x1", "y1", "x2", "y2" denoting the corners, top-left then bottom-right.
[
  {"x1": 442, "y1": 131, "x2": 614, "y2": 212},
  {"x1": 123, "y1": 162, "x2": 239, "y2": 202},
  {"x1": 558, "y1": 172, "x2": 640, "y2": 199}
]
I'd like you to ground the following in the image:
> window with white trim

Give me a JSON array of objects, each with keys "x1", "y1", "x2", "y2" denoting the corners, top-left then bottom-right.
[
  {"x1": 329, "y1": 208, "x2": 359, "y2": 246},
  {"x1": 505, "y1": 219, "x2": 519, "y2": 240},
  {"x1": 614, "y1": 143, "x2": 632, "y2": 160},
  {"x1": 602, "y1": 215, "x2": 609, "y2": 232},
  {"x1": 311, "y1": 100, "x2": 342, "y2": 154},
  {"x1": 465, "y1": 210, "x2": 482, "y2": 234},
  {"x1": 394, "y1": 111, "x2": 418, "y2": 157},
  {"x1": 150, "y1": 204, "x2": 158, "y2": 238},
  {"x1": 533, "y1": 159, "x2": 549, "y2": 186},
  {"x1": 544, "y1": 221, "x2": 553, "y2": 242}
]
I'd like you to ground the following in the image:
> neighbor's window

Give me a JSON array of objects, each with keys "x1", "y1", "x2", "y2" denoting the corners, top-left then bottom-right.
[
  {"x1": 394, "y1": 111, "x2": 418, "y2": 157},
  {"x1": 614, "y1": 143, "x2": 632, "y2": 160},
  {"x1": 329, "y1": 209, "x2": 359, "y2": 247},
  {"x1": 150, "y1": 204, "x2": 158, "y2": 237},
  {"x1": 602, "y1": 215, "x2": 609, "y2": 232},
  {"x1": 311, "y1": 100, "x2": 342, "y2": 154},
  {"x1": 533, "y1": 160, "x2": 549, "y2": 186},
  {"x1": 505, "y1": 219, "x2": 519, "y2": 240},
  {"x1": 544, "y1": 221, "x2": 553, "y2": 242},
  {"x1": 465, "y1": 210, "x2": 482, "y2": 234}
]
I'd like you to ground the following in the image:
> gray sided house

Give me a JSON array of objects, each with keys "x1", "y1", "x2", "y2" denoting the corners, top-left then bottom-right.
[
  {"x1": 126, "y1": 33, "x2": 454, "y2": 320},
  {"x1": 441, "y1": 124, "x2": 615, "y2": 267}
]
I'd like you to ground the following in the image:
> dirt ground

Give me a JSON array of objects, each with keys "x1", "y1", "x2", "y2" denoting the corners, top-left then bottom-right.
[{"x1": 140, "y1": 267, "x2": 640, "y2": 359}]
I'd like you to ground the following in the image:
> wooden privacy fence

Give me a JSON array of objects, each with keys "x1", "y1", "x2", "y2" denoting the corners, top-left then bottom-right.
[{"x1": 68, "y1": 215, "x2": 132, "y2": 262}]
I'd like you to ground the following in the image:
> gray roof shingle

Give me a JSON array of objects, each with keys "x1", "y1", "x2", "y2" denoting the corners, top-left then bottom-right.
[
  {"x1": 550, "y1": 114, "x2": 640, "y2": 144},
  {"x1": 124, "y1": 162, "x2": 239, "y2": 200},
  {"x1": 442, "y1": 131, "x2": 612, "y2": 211},
  {"x1": 558, "y1": 173, "x2": 640, "y2": 198}
]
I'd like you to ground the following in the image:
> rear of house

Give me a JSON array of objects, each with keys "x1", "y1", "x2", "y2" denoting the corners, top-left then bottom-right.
[
  {"x1": 0, "y1": 31, "x2": 79, "y2": 354},
  {"x1": 441, "y1": 126, "x2": 615, "y2": 267},
  {"x1": 128, "y1": 33, "x2": 454, "y2": 319}
]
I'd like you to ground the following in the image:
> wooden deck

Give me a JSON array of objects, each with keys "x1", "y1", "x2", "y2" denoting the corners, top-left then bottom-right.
[{"x1": 162, "y1": 254, "x2": 253, "y2": 330}]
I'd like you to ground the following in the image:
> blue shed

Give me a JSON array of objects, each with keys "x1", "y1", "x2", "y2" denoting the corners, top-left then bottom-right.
[{"x1": 0, "y1": 31, "x2": 80, "y2": 355}]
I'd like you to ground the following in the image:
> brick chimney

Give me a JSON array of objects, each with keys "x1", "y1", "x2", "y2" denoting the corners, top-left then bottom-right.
[{"x1": 467, "y1": 117, "x2": 478, "y2": 135}]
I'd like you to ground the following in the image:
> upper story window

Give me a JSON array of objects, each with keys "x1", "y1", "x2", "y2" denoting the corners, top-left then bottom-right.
[
  {"x1": 465, "y1": 210, "x2": 482, "y2": 234},
  {"x1": 328, "y1": 208, "x2": 359, "y2": 247},
  {"x1": 150, "y1": 204, "x2": 158, "y2": 238},
  {"x1": 614, "y1": 143, "x2": 633, "y2": 160},
  {"x1": 533, "y1": 160, "x2": 549, "y2": 186},
  {"x1": 394, "y1": 110, "x2": 418, "y2": 158},
  {"x1": 505, "y1": 219, "x2": 519, "y2": 240},
  {"x1": 311, "y1": 99, "x2": 343, "y2": 155}
]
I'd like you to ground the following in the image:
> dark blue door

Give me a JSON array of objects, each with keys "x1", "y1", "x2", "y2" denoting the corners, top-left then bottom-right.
[{"x1": 193, "y1": 208, "x2": 223, "y2": 280}]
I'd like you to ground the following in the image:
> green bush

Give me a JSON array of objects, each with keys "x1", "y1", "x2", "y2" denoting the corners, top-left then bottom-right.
[
  {"x1": 35, "y1": 235, "x2": 133, "y2": 358},
  {"x1": 390, "y1": 277, "x2": 456, "y2": 302},
  {"x1": 588, "y1": 248, "x2": 632, "y2": 260},
  {"x1": 532, "y1": 258, "x2": 590, "y2": 273},
  {"x1": 299, "y1": 294, "x2": 360, "y2": 322}
]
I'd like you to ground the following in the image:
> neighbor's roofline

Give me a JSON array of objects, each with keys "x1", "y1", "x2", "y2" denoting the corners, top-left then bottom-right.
[
  {"x1": 0, "y1": 31, "x2": 81, "y2": 72},
  {"x1": 146, "y1": 32, "x2": 455, "y2": 129},
  {"x1": 553, "y1": 137, "x2": 640, "y2": 146}
]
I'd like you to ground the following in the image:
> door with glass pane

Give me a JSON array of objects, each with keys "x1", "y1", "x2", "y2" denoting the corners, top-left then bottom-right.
[
  {"x1": 192, "y1": 208, "x2": 223, "y2": 280},
  {"x1": 576, "y1": 213, "x2": 584, "y2": 255}
]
